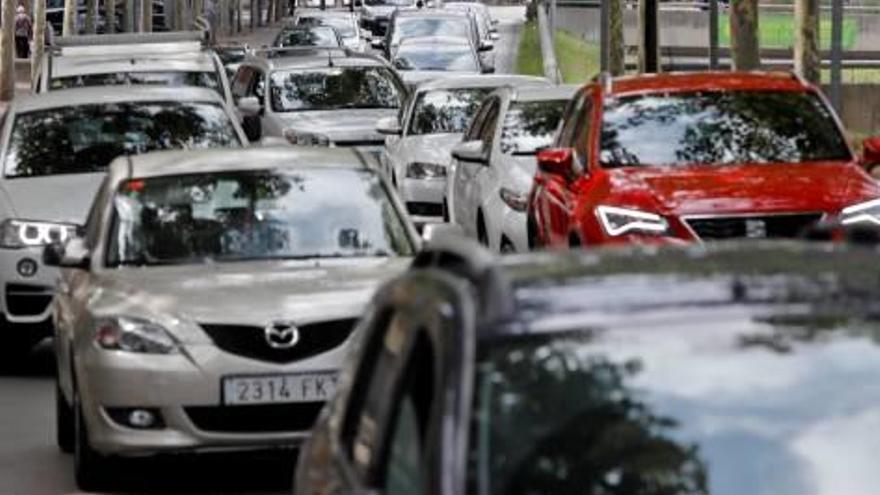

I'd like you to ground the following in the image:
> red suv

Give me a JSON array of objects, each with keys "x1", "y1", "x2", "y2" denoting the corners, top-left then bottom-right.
[{"x1": 528, "y1": 72, "x2": 880, "y2": 247}]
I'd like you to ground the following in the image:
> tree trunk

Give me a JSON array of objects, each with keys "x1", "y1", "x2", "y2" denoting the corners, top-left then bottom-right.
[
  {"x1": 219, "y1": 0, "x2": 229, "y2": 35},
  {"x1": 63, "y1": 0, "x2": 77, "y2": 35},
  {"x1": 142, "y1": 0, "x2": 152, "y2": 31},
  {"x1": 249, "y1": 0, "x2": 256, "y2": 29},
  {"x1": 175, "y1": 0, "x2": 185, "y2": 30},
  {"x1": 608, "y1": 0, "x2": 624, "y2": 75},
  {"x1": 638, "y1": 0, "x2": 660, "y2": 73},
  {"x1": 1, "y1": 0, "x2": 15, "y2": 101},
  {"x1": 266, "y1": 0, "x2": 274, "y2": 26},
  {"x1": 105, "y1": 0, "x2": 116, "y2": 32},
  {"x1": 193, "y1": 0, "x2": 203, "y2": 26},
  {"x1": 274, "y1": 0, "x2": 281, "y2": 21},
  {"x1": 730, "y1": 0, "x2": 760, "y2": 71},
  {"x1": 33, "y1": 0, "x2": 45, "y2": 82},
  {"x1": 124, "y1": 0, "x2": 134, "y2": 31},
  {"x1": 86, "y1": 0, "x2": 98, "y2": 33},
  {"x1": 795, "y1": 0, "x2": 820, "y2": 84}
]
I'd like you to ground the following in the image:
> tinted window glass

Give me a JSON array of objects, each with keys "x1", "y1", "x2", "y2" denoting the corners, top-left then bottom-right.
[
  {"x1": 409, "y1": 88, "x2": 493, "y2": 135},
  {"x1": 51, "y1": 71, "x2": 221, "y2": 93},
  {"x1": 600, "y1": 91, "x2": 851, "y2": 167},
  {"x1": 297, "y1": 15, "x2": 356, "y2": 38},
  {"x1": 106, "y1": 168, "x2": 413, "y2": 266},
  {"x1": 499, "y1": 99, "x2": 567, "y2": 155},
  {"x1": 5, "y1": 101, "x2": 240, "y2": 178},
  {"x1": 274, "y1": 26, "x2": 341, "y2": 47},
  {"x1": 270, "y1": 67, "x2": 402, "y2": 112},
  {"x1": 393, "y1": 18, "x2": 470, "y2": 44},
  {"x1": 394, "y1": 44, "x2": 479, "y2": 72}
]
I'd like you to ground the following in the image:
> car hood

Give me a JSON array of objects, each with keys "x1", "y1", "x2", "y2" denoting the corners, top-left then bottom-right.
[
  {"x1": 605, "y1": 162, "x2": 880, "y2": 215},
  {"x1": 0, "y1": 173, "x2": 105, "y2": 223},
  {"x1": 92, "y1": 257, "x2": 410, "y2": 342},
  {"x1": 277, "y1": 109, "x2": 397, "y2": 143},
  {"x1": 398, "y1": 133, "x2": 463, "y2": 166}
]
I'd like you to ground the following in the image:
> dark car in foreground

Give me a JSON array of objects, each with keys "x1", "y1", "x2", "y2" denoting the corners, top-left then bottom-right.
[
  {"x1": 528, "y1": 72, "x2": 880, "y2": 248},
  {"x1": 296, "y1": 238, "x2": 880, "y2": 495}
]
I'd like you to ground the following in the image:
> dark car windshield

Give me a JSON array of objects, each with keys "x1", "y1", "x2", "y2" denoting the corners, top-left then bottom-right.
[
  {"x1": 51, "y1": 71, "x2": 221, "y2": 93},
  {"x1": 274, "y1": 26, "x2": 341, "y2": 47},
  {"x1": 270, "y1": 67, "x2": 403, "y2": 112},
  {"x1": 469, "y1": 275, "x2": 880, "y2": 495},
  {"x1": 393, "y1": 18, "x2": 470, "y2": 45},
  {"x1": 394, "y1": 44, "x2": 479, "y2": 72},
  {"x1": 4, "y1": 101, "x2": 241, "y2": 178},
  {"x1": 500, "y1": 99, "x2": 567, "y2": 155},
  {"x1": 409, "y1": 87, "x2": 493, "y2": 135},
  {"x1": 106, "y1": 168, "x2": 414, "y2": 267},
  {"x1": 600, "y1": 90, "x2": 852, "y2": 167},
  {"x1": 296, "y1": 15, "x2": 356, "y2": 38}
]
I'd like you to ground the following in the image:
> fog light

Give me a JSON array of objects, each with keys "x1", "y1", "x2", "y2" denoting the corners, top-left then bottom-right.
[
  {"x1": 129, "y1": 409, "x2": 156, "y2": 428},
  {"x1": 16, "y1": 258, "x2": 37, "y2": 278},
  {"x1": 105, "y1": 407, "x2": 165, "y2": 429}
]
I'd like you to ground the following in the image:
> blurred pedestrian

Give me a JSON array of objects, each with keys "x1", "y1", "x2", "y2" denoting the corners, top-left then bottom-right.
[{"x1": 14, "y1": 5, "x2": 33, "y2": 59}]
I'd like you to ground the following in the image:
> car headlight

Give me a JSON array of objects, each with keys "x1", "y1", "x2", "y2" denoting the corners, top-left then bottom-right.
[
  {"x1": 499, "y1": 187, "x2": 528, "y2": 212},
  {"x1": 283, "y1": 130, "x2": 331, "y2": 147},
  {"x1": 0, "y1": 219, "x2": 79, "y2": 248},
  {"x1": 841, "y1": 198, "x2": 880, "y2": 227},
  {"x1": 94, "y1": 316, "x2": 178, "y2": 354},
  {"x1": 406, "y1": 162, "x2": 447, "y2": 179},
  {"x1": 596, "y1": 205, "x2": 669, "y2": 236}
]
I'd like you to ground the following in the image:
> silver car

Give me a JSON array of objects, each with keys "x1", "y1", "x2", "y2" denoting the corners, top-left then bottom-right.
[
  {"x1": 49, "y1": 146, "x2": 418, "y2": 490},
  {"x1": 0, "y1": 86, "x2": 246, "y2": 356}
]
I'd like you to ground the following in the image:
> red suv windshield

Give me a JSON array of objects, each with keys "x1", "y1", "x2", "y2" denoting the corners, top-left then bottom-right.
[{"x1": 599, "y1": 90, "x2": 852, "y2": 168}]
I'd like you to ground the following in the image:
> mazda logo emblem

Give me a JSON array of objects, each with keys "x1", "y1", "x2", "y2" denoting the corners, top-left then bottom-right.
[{"x1": 264, "y1": 321, "x2": 300, "y2": 349}]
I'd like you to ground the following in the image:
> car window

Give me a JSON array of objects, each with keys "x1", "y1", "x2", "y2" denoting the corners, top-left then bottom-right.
[
  {"x1": 477, "y1": 98, "x2": 500, "y2": 147},
  {"x1": 297, "y1": 15, "x2": 357, "y2": 38},
  {"x1": 274, "y1": 26, "x2": 341, "y2": 47},
  {"x1": 392, "y1": 17, "x2": 470, "y2": 45},
  {"x1": 250, "y1": 70, "x2": 265, "y2": 100},
  {"x1": 84, "y1": 176, "x2": 111, "y2": 249},
  {"x1": 51, "y1": 72, "x2": 221, "y2": 95},
  {"x1": 232, "y1": 66, "x2": 254, "y2": 99},
  {"x1": 105, "y1": 168, "x2": 414, "y2": 267},
  {"x1": 557, "y1": 88, "x2": 587, "y2": 147},
  {"x1": 464, "y1": 100, "x2": 492, "y2": 141},
  {"x1": 384, "y1": 396, "x2": 425, "y2": 495},
  {"x1": 572, "y1": 97, "x2": 594, "y2": 170},
  {"x1": 4, "y1": 101, "x2": 241, "y2": 178},
  {"x1": 499, "y1": 99, "x2": 568, "y2": 156},
  {"x1": 412, "y1": 88, "x2": 494, "y2": 136},
  {"x1": 393, "y1": 44, "x2": 479, "y2": 73}
]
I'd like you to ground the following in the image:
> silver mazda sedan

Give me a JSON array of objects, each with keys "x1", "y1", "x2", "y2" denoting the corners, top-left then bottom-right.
[{"x1": 47, "y1": 146, "x2": 417, "y2": 490}]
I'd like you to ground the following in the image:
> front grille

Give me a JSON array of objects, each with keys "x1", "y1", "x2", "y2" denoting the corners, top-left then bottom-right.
[
  {"x1": 407, "y1": 202, "x2": 443, "y2": 217},
  {"x1": 333, "y1": 140, "x2": 384, "y2": 148},
  {"x1": 5, "y1": 284, "x2": 52, "y2": 317},
  {"x1": 185, "y1": 403, "x2": 324, "y2": 433},
  {"x1": 199, "y1": 319, "x2": 357, "y2": 364},
  {"x1": 685, "y1": 213, "x2": 822, "y2": 240}
]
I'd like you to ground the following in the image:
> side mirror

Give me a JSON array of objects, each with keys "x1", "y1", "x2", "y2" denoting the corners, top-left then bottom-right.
[
  {"x1": 478, "y1": 41, "x2": 494, "y2": 52},
  {"x1": 489, "y1": 32, "x2": 500, "y2": 41},
  {"x1": 237, "y1": 96, "x2": 263, "y2": 118},
  {"x1": 44, "y1": 237, "x2": 90, "y2": 270},
  {"x1": 537, "y1": 148, "x2": 575, "y2": 182},
  {"x1": 376, "y1": 116, "x2": 402, "y2": 136},
  {"x1": 452, "y1": 140, "x2": 488, "y2": 164},
  {"x1": 421, "y1": 222, "x2": 464, "y2": 244}
]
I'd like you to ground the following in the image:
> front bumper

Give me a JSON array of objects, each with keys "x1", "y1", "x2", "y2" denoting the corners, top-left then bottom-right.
[
  {"x1": 0, "y1": 246, "x2": 57, "y2": 327},
  {"x1": 76, "y1": 341, "x2": 349, "y2": 457}
]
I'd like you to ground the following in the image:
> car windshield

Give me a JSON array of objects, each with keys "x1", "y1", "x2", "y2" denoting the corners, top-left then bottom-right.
[
  {"x1": 600, "y1": 90, "x2": 852, "y2": 168},
  {"x1": 409, "y1": 87, "x2": 493, "y2": 135},
  {"x1": 394, "y1": 18, "x2": 470, "y2": 44},
  {"x1": 275, "y1": 27, "x2": 340, "y2": 47},
  {"x1": 500, "y1": 99, "x2": 568, "y2": 155},
  {"x1": 297, "y1": 16, "x2": 356, "y2": 38},
  {"x1": 270, "y1": 67, "x2": 402, "y2": 112},
  {"x1": 4, "y1": 101, "x2": 241, "y2": 178},
  {"x1": 106, "y1": 168, "x2": 414, "y2": 266},
  {"x1": 51, "y1": 71, "x2": 221, "y2": 93},
  {"x1": 394, "y1": 45, "x2": 478, "y2": 72},
  {"x1": 469, "y1": 277, "x2": 880, "y2": 495}
]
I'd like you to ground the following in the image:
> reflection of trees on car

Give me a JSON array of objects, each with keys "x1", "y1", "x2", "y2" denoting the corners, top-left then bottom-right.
[
  {"x1": 270, "y1": 68, "x2": 402, "y2": 112},
  {"x1": 409, "y1": 88, "x2": 492, "y2": 134},
  {"x1": 472, "y1": 335, "x2": 709, "y2": 495},
  {"x1": 5, "y1": 102, "x2": 239, "y2": 178},
  {"x1": 499, "y1": 100, "x2": 566, "y2": 155}
]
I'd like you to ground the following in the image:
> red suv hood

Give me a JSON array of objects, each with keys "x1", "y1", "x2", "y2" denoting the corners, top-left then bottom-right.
[{"x1": 607, "y1": 162, "x2": 880, "y2": 216}]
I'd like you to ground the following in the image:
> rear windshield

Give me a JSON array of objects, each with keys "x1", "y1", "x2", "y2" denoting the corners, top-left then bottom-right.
[
  {"x1": 270, "y1": 67, "x2": 403, "y2": 112},
  {"x1": 274, "y1": 27, "x2": 341, "y2": 47},
  {"x1": 600, "y1": 90, "x2": 852, "y2": 167},
  {"x1": 4, "y1": 101, "x2": 241, "y2": 178},
  {"x1": 394, "y1": 44, "x2": 479, "y2": 72},
  {"x1": 296, "y1": 16, "x2": 356, "y2": 38},
  {"x1": 51, "y1": 71, "x2": 221, "y2": 94},
  {"x1": 393, "y1": 18, "x2": 470, "y2": 44},
  {"x1": 409, "y1": 87, "x2": 493, "y2": 135}
]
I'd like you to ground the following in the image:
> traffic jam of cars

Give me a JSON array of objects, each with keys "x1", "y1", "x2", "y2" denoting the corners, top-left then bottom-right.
[{"x1": 4, "y1": 0, "x2": 880, "y2": 493}]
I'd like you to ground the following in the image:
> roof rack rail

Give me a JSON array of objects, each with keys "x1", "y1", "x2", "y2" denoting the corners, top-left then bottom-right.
[
  {"x1": 412, "y1": 237, "x2": 514, "y2": 324},
  {"x1": 55, "y1": 31, "x2": 208, "y2": 48}
]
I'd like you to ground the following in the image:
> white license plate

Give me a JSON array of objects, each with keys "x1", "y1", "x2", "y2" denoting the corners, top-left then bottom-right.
[{"x1": 222, "y1": 372, "x2": 339, "y2": 406}]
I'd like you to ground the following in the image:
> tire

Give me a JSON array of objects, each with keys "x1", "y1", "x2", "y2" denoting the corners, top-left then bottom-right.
[
  {"x1": 56, "y1": 383, "x2": 74, "y2": 454},
  {"x1": 74, "y1": 388, "x2": 110, "y2": 491}
]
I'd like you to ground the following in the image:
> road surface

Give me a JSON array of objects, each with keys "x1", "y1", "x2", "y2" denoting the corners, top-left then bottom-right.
[{"x1": 0, "y1": 7, "x2": 526, "y2": 494}]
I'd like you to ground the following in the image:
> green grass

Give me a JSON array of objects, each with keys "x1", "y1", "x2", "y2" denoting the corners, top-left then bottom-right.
[
  {"x1": 719, "y1": 13, "x2": 858, "y2": 49},
  {"x1": 516, "y1": 22, "x2": 599, "y2": 84}
]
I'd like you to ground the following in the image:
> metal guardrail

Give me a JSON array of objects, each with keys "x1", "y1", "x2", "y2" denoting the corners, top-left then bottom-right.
[
  {"x1": 537, "y1": 3, "x2": 562, "y2": 83},
  {"x1": 649, "y1": 45, "x2": 880, "y2": 71}
]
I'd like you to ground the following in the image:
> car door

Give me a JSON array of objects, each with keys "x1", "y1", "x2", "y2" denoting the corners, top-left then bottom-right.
[
  {"x1": 451, "y1": 99, "x2": 492, "y2": 228},
  {"x1": 460, "y1": 97, "x2": 500, "y2": 240}
]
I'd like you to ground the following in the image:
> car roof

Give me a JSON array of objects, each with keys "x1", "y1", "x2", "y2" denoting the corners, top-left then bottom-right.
[
  {"x1": 508, "y1": 84, "x2": 580, "y2": 102},
  {"x1": 414, "y1": 74, "x2": 551, "y2": 91},
  {"x1": 242, "y1": 48, "x2": 387, "y2": 70},
  {"x1": 10, "y1": 85, "x2": 226, "y2": 113},
  {"x1": 604, "y1": 71, "x2": 811, "y2": 96},
  {"x1": 117, "y1": 146, "x2": 376, "y2": 180},
  {"x1": 50, "y1": 51, "x2": 218, "y2": 77}
]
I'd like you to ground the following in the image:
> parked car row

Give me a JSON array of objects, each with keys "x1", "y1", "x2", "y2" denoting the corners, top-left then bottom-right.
[{"x1": 6, "y1": 2, "x2": 880, "y2": 493}]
